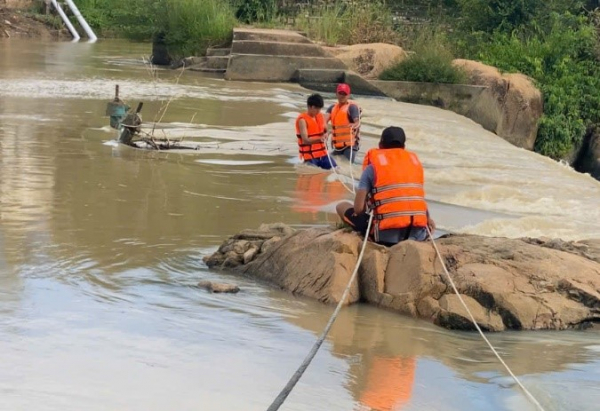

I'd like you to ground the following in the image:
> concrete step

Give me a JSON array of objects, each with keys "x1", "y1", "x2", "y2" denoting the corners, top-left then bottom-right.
[
  {"x1": 233, "y1": 28, "x2": 312, "y2": 44},
  {"x1": 206, "y1": 56, "x2": 230, "y2": 70},
  {"x1": 295, "y1": 68, "x2": 345, "y2": 83},
  {"x1": 295, "y1": 69, "x2": 387, "y2": 96},
  {"x1": 231, "y1": 40, "x2": 332, "y2": 57},
  {"x1": 295, "y1": 68, "x2": 346, "y2": 93},
  {"x1": 206, "y1": 47, "x2": 231, "y2": 57},
  {"x1": 187, "y1": 65, "x2": 226, "y2": 74},
  {"x1": 225, "y1": 54, "x2": 347, "y2": 82}
]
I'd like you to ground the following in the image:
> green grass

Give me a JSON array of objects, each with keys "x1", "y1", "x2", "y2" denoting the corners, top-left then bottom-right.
[
  {"x1": 380, "y1": 28, "x2": 466, "y2": 84},
  {"x1": 293, "y1": 1, "x2": 397, "y2": 46}
]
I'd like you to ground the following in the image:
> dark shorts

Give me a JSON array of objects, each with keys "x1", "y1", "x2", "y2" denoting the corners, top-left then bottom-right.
[
  {"x1": 331, "y1": 146, "x2": 359, "y2": 163},
  {"x1": 343, "y1": 208, "x2": 428, "y2": 246},
  {"x1": 305, "y1": 155, "x2": 336, "y2": 170},
  {"x1": 343, "y1": 208, "x2": 370, "y2": 236}
]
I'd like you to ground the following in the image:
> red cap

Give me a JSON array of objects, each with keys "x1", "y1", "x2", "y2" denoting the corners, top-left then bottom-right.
[{"x1": 336, "y1": 83, "x2": 351, "y2": 95}]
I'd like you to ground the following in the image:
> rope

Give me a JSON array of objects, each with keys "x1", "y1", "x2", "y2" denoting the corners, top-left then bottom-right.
[
  {"x1": 324, "y1": 133, "x2": 356, "y2": 195},
  {"x1": 425, "y1": 226, "x2": 547, "y2": 411},
  {"x1": 266, "y1": 213, "x2": 375, "y2": 411}
]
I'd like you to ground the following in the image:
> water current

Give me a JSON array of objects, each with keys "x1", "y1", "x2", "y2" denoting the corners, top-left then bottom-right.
[{"x1": 0, "y1": 39, "x2": 598, "y2": 411}]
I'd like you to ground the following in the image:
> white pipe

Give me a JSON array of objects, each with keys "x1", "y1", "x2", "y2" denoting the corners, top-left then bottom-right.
[
  {"x1": 50, "y1": 0, "x2": 80, "y2": 41},
  {"x1": 63, "y1": 0, "x2": 98, "y2": 42}
]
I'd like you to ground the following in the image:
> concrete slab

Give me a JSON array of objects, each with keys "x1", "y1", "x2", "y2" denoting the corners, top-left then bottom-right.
[
  {"x1": 225, "y1": 54, "x2": 347, "y2": 82},
  {"x1": 371, "y1": 80, "x2": 487, "y2": 114},
  {"x1": 231, "y1": 41, "x2": 332, "y2": 57},
  {"x1": 233, "y1": 28, "x2": 312, "y2": 44},
  {"x1": 295, "y1": 69, "x2": 345, "y2": 84},
  {"x1": 206, "y1": 47, "x2": 231, "y2": 57},
  {"x1": 295, "y1": 69, "x2": 386, "y2": 96},
  {"x1": 344, "y1": 72, "x2": 387, "y2": 96},
  {"x1": 206, "y1": 56, "x2": 230, "y2": 70},
  {"x1": 187, "y1": 65, "x2": 226, "y2": 74}
]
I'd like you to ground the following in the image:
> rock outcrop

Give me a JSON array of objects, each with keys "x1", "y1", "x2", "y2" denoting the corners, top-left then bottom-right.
[
  {"x1": 572, "y1": 125, "x2": 600, "y2": 180},
  {"x1": 324, "y1": 43, "x2": 407, "y2": 79},
  {"x1": 453, "y1": 59, "x2": 544, "y2": 150},
  {"x1": 204, "y1": 224, "x2": 600, "y2": 332}
]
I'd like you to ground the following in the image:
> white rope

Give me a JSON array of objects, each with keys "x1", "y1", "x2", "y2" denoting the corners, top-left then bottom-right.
[
  {"x1": 266, "y1": 213, "x2": 375, "y2": 411},
  {"x1": 324, "y1": 132, "x2": 356, "y2": 195},
  {"x1": 425, "y1": 226, "x2": 547, "y2": 411}
]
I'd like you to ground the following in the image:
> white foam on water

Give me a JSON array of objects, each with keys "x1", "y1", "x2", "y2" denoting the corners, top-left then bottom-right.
[
  {"x1": 0, "y1": 78, "x2": 298, "y2": 104},
  {"x1": 353, "y1": 96, "x2": 600, "y2": 240},
  {"x1": 195, "y1": 159, "x2": 272, "y2": 166}
]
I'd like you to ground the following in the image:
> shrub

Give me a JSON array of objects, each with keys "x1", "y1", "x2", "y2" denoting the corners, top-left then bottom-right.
[
  {"x1": 233, "y1": 0, "x2": 278, "y2": 24},
  {"x1": 110, "y1": 0, "x2": 236, "y2": 57},
  {"x1": 293, "y1": 0, "x2": 398, "y2": 46},
  {"x1": 379, "y1": 29, "x2": 466, "y2": 83},
  {"x1": 74, "y1": 0, "x2": 236, "y2": 57}
]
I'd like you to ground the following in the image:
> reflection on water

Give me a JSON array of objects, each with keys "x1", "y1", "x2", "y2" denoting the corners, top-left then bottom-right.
[
  {"x1": 0, "y1": 38, "x2": 598, "y2": 411},
  {"x1": 291, "y1": 170, "x2": 349, "y2": 224}
]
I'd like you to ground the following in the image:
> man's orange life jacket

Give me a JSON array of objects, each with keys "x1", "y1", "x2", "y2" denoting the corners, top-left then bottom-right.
[
  {"x1": 292, "y1": 174, "x2": 347, "y2": 222},
  {"x1": 360, "y1": 356, "x2": 415, "y2": 411},
  {"x1": 362, "y1": 148, "x2": 374, "y2": 170},
  {"x1": 367, "y1": 148, "x2": 428, "y2": 241},
  {"x1": 295, "y1": 112, "x2": 327, "y2": 160},
  {"x1": 330, "y1": 101, "x2": 360, "y2": 150}
]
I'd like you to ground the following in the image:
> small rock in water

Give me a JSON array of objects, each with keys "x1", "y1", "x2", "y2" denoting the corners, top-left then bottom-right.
[{"x1": 197, "y1": 280, "x2": 240, "y2": 294}]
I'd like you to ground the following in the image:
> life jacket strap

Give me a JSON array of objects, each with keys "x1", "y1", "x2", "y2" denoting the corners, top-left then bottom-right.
[
  {"x1": 371, "y1": 183, "x2": 423, "y2": 194},
  {"x1": 373, "y1": 196, "x2": 425, "y2": 207}
]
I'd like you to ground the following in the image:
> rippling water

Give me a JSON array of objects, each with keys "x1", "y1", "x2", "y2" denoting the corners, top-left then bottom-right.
[{"x1": 0, "y1": 38, "x2": 599, "y2": 411}]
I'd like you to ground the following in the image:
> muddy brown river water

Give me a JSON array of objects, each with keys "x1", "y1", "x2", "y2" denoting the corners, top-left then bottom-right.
[{"x1": 0, "y1": 38, "x2": 599, "y2": 411}]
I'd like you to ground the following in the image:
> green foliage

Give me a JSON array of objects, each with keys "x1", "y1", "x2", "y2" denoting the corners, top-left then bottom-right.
[
  {"x1": 233, "y1": 0, "x2": 277, "y2": 24},
  {"x1": 456, "y1": 0, "x2": 585, "y2": 34},
  {"x1": 462, "y1": 12, "x2": 600, "y2": 158},
  {"x1": 380, "y1": 30, "x2": 466, "y2": 84},
  {"x1": 159, "y1": 0, "x2": 236, "y2": 57},
  {"x1": 75, "y1": 0, "x2": 236, "y2": 57},
  {"x1": 50, "y1": 0, "x2": 600, "y2": 160},
  {"x1": 73, "y1": 0, "x2": 121, "y2": 34},
  {"x1": 293, "y1": 0, "x2": 397, "y2": 46}
]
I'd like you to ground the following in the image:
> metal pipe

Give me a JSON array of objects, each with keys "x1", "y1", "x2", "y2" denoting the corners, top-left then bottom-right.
[
  {"x1": 50, "y1": 0, "x2": 80, "y2": 41},
  {"x1": 63, "y1": 0, "x2": 98, "y2": 42}
]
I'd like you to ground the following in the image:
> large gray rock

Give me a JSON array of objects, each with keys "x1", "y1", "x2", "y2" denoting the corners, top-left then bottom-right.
[{"x1": 204, "y1": 224, "x2": 600, "y2": 331}]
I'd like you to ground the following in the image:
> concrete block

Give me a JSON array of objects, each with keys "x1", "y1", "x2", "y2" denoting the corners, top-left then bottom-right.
[
  {"x1": 206, "y1": 56, "x2": 230, "y2": 70},
  {"x1": 370, "y1": 80, "x2": 486, "y2": 115},
  {"x1": 296, "y1": 69, "x2": 345, "y2": 84},
  {"x1": 344, "y1": 72, "x2": 387, "y2": 97},
  {"x1": 206, "y1": 48, "x2": 231, "y2": 57},
  {"x1": 231, "y1": 41, "x2": 332, "y2": 57},
  {"x1": 225, "y1": 54, "x2": 347, "y2": 82},
  {"x1": 233, "y1": 28, "x2": 311, "y2": 44}
]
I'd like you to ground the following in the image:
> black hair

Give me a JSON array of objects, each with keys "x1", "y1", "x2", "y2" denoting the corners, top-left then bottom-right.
[
  {"x1": 307, "y1": 94, "x2": 324, "y2": 109},
  {"x1": 379, "y1": 126, "x2": 406, "y2": 149},
  {"x1": 380, "y1": 140, "x2": 405, "y2": 149}
]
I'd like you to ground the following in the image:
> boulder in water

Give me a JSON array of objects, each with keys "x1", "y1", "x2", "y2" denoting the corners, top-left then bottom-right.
[
  {"x1": 204, "y1": 224, "x2": 600, "y2": 331},
  {"x1": 197, "y1": 280, "x2": 240, "y2": 294}
]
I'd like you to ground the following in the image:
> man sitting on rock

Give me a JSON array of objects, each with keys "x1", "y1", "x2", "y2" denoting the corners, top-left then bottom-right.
[
  {"x1": 335, "y1": 126, "x2": 435, "y2": 246},
  {"x1": 295, "y1": 93, "x2": 336, "y2": 170}
]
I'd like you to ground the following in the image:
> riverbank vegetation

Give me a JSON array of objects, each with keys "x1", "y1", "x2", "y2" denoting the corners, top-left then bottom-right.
[
  {"x1": 35, "y1": 0, "x2": 600, "y2": 160},
  {"x1": 380, "y1": 29, "x2": 466, "y2": 84}
]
